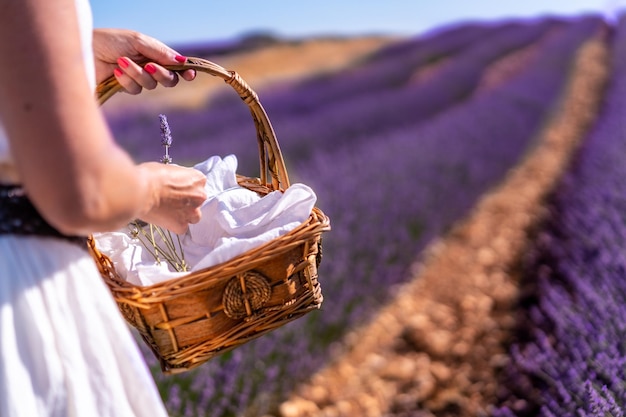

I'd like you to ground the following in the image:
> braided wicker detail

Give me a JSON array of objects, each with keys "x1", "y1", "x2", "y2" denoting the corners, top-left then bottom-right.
[
  {"x1": 222, "y1": 271, "x2": 272, "y2": 319},
  {"x1": 225, "y1": 71, "x2": 258, "y2": 105},
  {"x1": 118, "y1": 303, "x2": 138, "y2": 326}
]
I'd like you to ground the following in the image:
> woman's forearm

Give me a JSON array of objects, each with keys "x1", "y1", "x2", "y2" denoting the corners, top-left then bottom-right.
[{"x1": 0, "y1": 0, "x2": 155, "y2": 235}]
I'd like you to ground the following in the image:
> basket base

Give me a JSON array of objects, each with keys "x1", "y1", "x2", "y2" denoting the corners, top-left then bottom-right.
[{"x1": 118, "y1": 228, "x2": 325, "y2": 374}]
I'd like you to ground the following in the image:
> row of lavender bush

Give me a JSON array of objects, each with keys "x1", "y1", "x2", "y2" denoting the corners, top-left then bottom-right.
[
  {"x1": 259, "y1": 18, "x2": 559, "y2": 163},
  {"x1": 105, "y1": 16, "x2": 603, "y2": 417},
  {"x1": 493, "y1": 16, "x2": 626, "y2": 417},
  {"x1": 296, "y1": 16, "x2": 605, "y2": 338},
  {"x1": 111, "y1": 17, "x2": 558, "y2": 168},
  {"x1": 108, "y1": 20, "x2": 499, "y2": 162}
]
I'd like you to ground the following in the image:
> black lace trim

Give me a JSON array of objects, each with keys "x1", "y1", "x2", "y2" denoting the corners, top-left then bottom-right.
[{"x1": 0, "y1": 185, "x2": 87, "y2": 248}]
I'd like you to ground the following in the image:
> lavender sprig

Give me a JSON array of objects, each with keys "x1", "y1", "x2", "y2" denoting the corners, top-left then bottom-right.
[
  {"x1": 127, "y1": 114, "x2": 188, "y2": 274},
  {"x1": 159, "y1": 113, "x2": 173, "y2": 164}
]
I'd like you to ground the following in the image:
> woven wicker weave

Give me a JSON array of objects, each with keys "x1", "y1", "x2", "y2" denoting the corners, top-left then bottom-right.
[{"x1": 87, "y1": 57, "x2": 331, "y2": 374}]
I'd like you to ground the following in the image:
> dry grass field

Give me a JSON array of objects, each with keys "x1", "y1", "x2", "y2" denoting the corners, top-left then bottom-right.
[{"x1": 103, "y1": 36, "x2": 398, "y2": 113}]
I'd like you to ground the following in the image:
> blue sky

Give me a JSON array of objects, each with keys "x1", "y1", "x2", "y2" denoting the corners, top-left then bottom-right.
[{"x1": 92, "y1": 0, "x2": 625, "y2": 46}]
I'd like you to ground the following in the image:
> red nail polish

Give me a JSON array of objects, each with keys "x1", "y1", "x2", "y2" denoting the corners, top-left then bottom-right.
[
  {"x1": 174, "y1": 55, "x2": 187, "y2": 63},
  {"x1": 144, "y1": 63, "x2": 157, "y2": 74},
  {"x1": 117, "y1": 57, "x2": 130, "y2": 68},
  {"x1": 113, "y1": 68, "x2": 123, "y2": 77}
]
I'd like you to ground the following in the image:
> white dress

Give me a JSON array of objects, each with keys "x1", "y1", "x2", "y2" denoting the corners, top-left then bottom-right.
[{"x1": 0, "y1": 1, "x2": 169, "y2": 416}]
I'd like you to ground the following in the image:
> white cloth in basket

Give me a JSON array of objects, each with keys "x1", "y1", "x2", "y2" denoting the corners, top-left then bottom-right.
[{"x1": 94, "y1": 154, "x2": 316, "y2": 286}]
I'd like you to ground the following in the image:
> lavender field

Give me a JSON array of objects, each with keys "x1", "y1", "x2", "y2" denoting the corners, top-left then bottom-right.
[
  {"x1": 492, "y1": 14, "x2": 626, "y2": 417},
  {"x1": 105, "y1": 13, "x2": 625, "y2": 417}
]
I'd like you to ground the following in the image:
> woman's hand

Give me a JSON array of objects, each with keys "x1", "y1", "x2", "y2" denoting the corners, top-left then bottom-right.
[
  {"x1": 137, "y1": 162, "x2": 208, "y2": 235},
  {"x1": 93, "y1": 28, "x2": 196, "y2": 94}
]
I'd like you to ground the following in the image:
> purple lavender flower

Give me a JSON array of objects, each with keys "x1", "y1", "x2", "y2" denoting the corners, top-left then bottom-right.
[
  {"x1": 494, "y1": 14, "x2": 626, "y2": 417},
  {"x1": 159, "y1": 113, "x2": 173, "y2": 164}
]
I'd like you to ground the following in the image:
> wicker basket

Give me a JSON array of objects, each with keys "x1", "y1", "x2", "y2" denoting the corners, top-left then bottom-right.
[{"x1": 87, "y1": 57, "x2": 331, "y2": 374}]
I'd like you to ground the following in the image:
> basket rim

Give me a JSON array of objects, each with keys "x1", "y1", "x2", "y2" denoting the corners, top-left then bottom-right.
[{"x1": 87, "y1": 194, "x2": 330, "y2": 304}]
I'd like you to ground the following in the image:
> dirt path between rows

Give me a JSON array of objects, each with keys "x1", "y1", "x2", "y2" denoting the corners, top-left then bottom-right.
[{"x1": 273, "y1": 31, "x2": 610, "y2": 417}]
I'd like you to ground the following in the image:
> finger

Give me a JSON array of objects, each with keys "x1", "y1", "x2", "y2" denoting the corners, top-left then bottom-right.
[
  {"x1": 187, "y1": 207, "x2": 202, "y2": 225},
  {"x1": 117, "y1": 57, "x2": 158, "y2": 91},
  {"x1": 113, "y1": 67, "x2": 142, "y2": 95},
  {"x1": 144, "y1": 63, "x2": 180, "y2": 88},
  {"x1": 134, "y1": 33, "x2": 187, "y2": 67},
  {"x1": 181, "y1": 69, "x2": 196, "y2": 82}
]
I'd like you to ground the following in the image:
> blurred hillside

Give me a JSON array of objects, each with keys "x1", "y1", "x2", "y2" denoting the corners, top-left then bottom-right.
[{"x1": 102, "y1": 34, "x2": 398, "y2": 113}]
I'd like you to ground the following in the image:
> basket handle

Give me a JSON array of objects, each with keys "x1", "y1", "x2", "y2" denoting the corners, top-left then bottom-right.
[{"x1": 95, "y1": 56, "x2": 289, "y2": 190}]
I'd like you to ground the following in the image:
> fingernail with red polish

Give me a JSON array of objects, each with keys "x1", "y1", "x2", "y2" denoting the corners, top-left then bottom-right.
[
  {"x1": 144, "y1": 63, "x2": 157, "y2": 74},
  {"x1": 174, "y1": 55, "x2": 187, "y2": 63},
  {"x1": 113, "y1": 68, "x2": 124, "y2": 77},
  {"x1": 117, "y1": 57, "x2": 130, "y2": 68}
]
